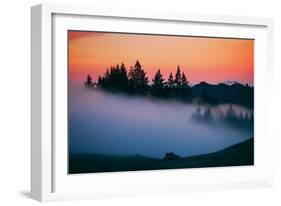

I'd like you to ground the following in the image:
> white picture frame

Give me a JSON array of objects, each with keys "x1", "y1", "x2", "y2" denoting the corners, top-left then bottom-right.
[{"x1": 31, "y1": 3, "x2": 274, "y2": 202}]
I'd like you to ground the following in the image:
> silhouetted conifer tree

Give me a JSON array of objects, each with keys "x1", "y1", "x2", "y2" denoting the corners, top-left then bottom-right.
[
  {"x1": 152, "y1": 69, "x2": 165, "y2": 97},
  {"x1": 244, "y1": 112, "x2": 249, "y2": 121},
  {"x1": 250, "y1": 112, "x2": 254, "y2": 122},
  {"x1": 119, "y1": 63, "x2": 129, "y2": 91},
  {"x1": 128, "y1": 60, "x2": 149, "y2": 94},
  {"x1": 97, "y1": 76, "x2": 103, "y2": 86},
  {"x1": 104, "y1": 68, "x2": 110, "y2": 80},
  {"x1": 98, "y1": 68, "x2": 111, "y2": 88},
  {"x1": 152, "y1": 69, "x2": 165, "y2": 87},
  {"x1": 167, "y1": 73, "x2": 174, "y2": 89},
  {"x1": 181, "y1": 72, "x2": 188, "y2": 88},
  {"x1": 85, "y1": 74, "x2": 94, "y2": 87},
  {"x1": 226, "y1": 105, "x2": 237, "y2": 121},
  {"x1": 192, "y1": 107, "x2": 202, "y2": 121},
  {"x1": 238, "y1": 112, "x2": 244, "y2": 120},
  {"x1": 174, "y1": 65, "x2": 182, "y2": 88},
  {"x1": 180, "y1": 72, "x2": 191, "y2": 99},
  {"x1": 108, "y1": 65, "x2": 119, "y2": 87},
  {"x1": 203, "y1": 107, "x2": 213, "y2": 122}
]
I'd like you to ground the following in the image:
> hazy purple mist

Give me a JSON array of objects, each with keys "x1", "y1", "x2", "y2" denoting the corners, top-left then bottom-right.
[{"x1": 69, "y1": 82, "x2": 253, "y2": 158}]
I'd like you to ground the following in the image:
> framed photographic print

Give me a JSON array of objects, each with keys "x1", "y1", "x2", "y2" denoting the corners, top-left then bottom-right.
[{"x1": 31, "y1": 3, "x2": 274, "y2": 201}]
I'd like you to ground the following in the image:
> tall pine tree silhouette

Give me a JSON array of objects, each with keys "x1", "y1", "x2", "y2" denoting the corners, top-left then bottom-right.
[
  {"x1": 174, "y1": 65, "x2": 183, "y2": 96},
  {"x1": 174, "y1": 65, "x2": 182, "y2": 88},
  {"x1": 203, "y1": 107, "x2": 213, "y2": 122},
  {"x1": 152, "y1": 69, "x2": 165, "y2": 97},
  {"x1": 119, "y1": 63, "x2": 129, "y2": 91},
  {"x1": 128, "y1": 60, "x2": 148, "y2": 94},
  {"x1": 181, "y1": 72, "x2": 188, "y2": 88},
  {"x1": 180, "y1": 72, "x2": 191, "y2": 99},
  {"x1": 226, "y1": 105, "x2": 237, "y2": 121},
  {"x1": 152, "y1": 69, "x2": 165, "y2": 88},
  {"x1": 84, "y1": 74, "x2": 94, "y2": 87},
  {"x1": 167, "y1": 72, "x2": 174, "y2": 89}
]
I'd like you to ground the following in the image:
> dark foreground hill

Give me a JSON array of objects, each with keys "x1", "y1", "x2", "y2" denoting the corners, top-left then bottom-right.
[{"x1": 69, "y1": 138, "x2": 254, "y2": 174}]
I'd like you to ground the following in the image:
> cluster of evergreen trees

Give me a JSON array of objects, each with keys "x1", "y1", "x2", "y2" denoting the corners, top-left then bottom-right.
[
  {"x1": 84, "y1": 60, "x2": 192, "y2": 100},
  {"x1": 192, "y1": 105, "x2": 254, "y2": 130}
]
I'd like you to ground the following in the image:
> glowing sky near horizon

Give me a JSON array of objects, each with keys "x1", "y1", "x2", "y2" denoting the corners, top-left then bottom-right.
[{"x1": 68, "y1": 31, "x2": 254, "y2": 85}]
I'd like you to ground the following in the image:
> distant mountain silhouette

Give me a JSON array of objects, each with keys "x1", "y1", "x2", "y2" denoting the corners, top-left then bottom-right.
[
  {"x1": 223, "y1": 80, "x2": 240, "y2": 86},
  {"x1": 191, "y1": 81, "x2": 254, "y2": 108}
]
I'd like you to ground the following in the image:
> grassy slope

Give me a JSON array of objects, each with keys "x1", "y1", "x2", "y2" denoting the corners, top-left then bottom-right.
[{"x1": 69, "y1": 138, "x2": 254, "y2": 174}]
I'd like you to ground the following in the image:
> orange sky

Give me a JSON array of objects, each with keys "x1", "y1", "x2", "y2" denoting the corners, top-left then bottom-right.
[{"x1": 68, "y1": 31, "x2": 254, "y2": 85}]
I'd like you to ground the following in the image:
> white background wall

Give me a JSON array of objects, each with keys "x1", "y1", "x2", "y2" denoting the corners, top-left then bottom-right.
[{"x1": 0, "y1": 0, "x2": 280, "y2": 205}]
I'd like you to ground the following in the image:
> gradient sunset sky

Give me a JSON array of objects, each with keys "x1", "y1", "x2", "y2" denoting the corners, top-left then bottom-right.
[{"x1": 68, "y1": 31, "x2": 254, "y2": 85}]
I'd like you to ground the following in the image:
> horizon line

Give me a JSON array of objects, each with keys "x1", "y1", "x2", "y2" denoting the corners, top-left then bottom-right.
[{"x1": 69, "y1": 79, "x2": 254, "y2": 87}]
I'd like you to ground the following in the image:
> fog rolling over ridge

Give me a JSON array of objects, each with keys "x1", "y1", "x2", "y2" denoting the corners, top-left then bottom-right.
[{"x1": 69, "y1": 82, "x2": 253, "y2": 159}]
